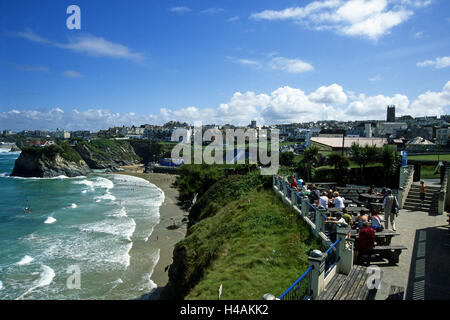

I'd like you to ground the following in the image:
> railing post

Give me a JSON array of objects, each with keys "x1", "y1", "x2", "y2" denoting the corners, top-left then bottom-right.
[
  {"x1": 301, "y1": 196, "x2": 308, "y2": 218},
  {"x1": 291, "y1": 189, "x2": 297, "y2": 207},
  {"x1": 307, "y1": 250, "x2": 326, "y2": 300},
  {"x1": 316, "y1": 207, "x2": 325, "y2": 233},
  {"x1": 336, "y1": 226, "x2": 354, "y2": 275}
]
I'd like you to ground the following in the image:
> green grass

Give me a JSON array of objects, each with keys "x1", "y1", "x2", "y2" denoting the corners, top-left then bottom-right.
[
  {"x1": 183, "y1": 188, "x2": 322, "y2": 300},
  {"x1": 419, "y1": 165, "x2": 440, "y2": 179},
  {"x1": 408, "y1": 154, "x2": 450, "y2": 161}
]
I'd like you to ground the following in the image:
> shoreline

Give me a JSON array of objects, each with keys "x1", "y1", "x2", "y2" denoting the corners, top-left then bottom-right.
[{"x1": 116, "y1": 168, "x2": 187, "y2": 300}]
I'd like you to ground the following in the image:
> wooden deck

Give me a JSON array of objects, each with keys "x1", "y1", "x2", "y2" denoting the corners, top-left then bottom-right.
[{"x1": 317, "y1": 265, "x2": 379, "y2": 300}]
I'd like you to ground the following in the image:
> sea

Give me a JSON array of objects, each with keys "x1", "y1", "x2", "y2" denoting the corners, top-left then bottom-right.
[{"x1": 0, "y1": 150, "x2": 164, "y2": 300}]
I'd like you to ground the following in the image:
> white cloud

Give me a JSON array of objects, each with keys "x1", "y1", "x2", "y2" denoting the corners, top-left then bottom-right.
[
  {"x1": 229, "y1": 54, "x2": 314, "y2": 74},
  {"x1": 201, "y1": 8, "x2": 226, "y2": 14},
  {"x1": 368, "y1": 75, "x2": 382, "y2": 81},
  {"x1": 62, "y1": 70, "x2": 83, "y2": 78},
  {"x1": 417, "y1": 56, "x2": 450, "y2": 69},
  {"x1": 309, "y1": 84, "x2": 348, "y2": 104},
  {"x1": 268, "y1": 57, "x2": 314, "y2": 73},
  {"x1": 9, "y1": 29, "x2": 144, "y2": 62},
  {"x1": 410, "y1": 81, "x2": 450, "y2": 115},
  {"x1": 2, "y1": 81, "x2": 449, "y2": 130},
  {"x1": 228, "y1": 16, "x2": 240, "y2": 22},
  {"x1": 10, "y1": 63, "x2": 49, "y2": 73},
  {"x1": 250, "y1": 0, "x2": 431, "y2": 40},
  {"x1": 169, "y1": 6, "x2": 191, "y2": 14}
]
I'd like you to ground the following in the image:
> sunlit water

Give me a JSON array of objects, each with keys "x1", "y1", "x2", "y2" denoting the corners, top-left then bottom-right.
[{"x1": 0, "y1": 151, "x2": 164, "y2": 299}]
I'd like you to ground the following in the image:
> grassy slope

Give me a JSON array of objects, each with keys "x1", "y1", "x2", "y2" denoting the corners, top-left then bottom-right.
[{"x1": 183, "y1": 188, "x2": 322, "y2": 300}]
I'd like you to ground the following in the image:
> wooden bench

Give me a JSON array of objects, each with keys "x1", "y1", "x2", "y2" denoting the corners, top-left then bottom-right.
[
  {"x1": 317, "y1": 265, "x2": 380, "y2": 300},
  {"x1": 372, "y1": 245, "x2": 407, "y2": 265}
]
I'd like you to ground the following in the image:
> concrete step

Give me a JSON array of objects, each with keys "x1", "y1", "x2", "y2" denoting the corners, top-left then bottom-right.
[
  {"x1": 403, "y1": 206, "x2": 433, "y2": 213},
  {"x1": 409, "y1": 186, "x2": 441, "y2": 192}
]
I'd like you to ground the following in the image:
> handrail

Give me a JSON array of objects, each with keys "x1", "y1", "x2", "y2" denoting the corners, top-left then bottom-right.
[
  {"x1": 278, "y1": 266, "x2": 313, "y2": 300},
  {"x1": 325, "y1": 238, "x2": 341, "y2": 255}
]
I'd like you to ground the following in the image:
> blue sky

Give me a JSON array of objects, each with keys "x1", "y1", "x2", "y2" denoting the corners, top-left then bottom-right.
[{"x1": 1, "y1": 0, "x2": 449, "y2": 131}]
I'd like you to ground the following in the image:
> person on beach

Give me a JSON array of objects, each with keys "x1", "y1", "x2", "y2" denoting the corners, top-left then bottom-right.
[
  {"x1": 382, "y1": 189, "x2": 399, "y2": 231},
  {"x1": 419, "y1": 181, "x2": 426, "y2": 207}
]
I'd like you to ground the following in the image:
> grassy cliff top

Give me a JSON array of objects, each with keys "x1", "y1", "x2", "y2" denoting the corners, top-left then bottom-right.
[
  {"x1": 183, "y1": 188, "x2": 322, "y2": 299},
  {"x1": 22, "y1": 142, "x2": 82, "y2": 163}
]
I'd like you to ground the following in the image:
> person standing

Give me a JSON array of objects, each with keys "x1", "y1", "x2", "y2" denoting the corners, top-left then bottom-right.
[
  {"x1": 382, "y1": 189, "x2": 399, "y2": 231},
  {"x1": 419, "y1": 181, "x2": 426, "y2": 207}
]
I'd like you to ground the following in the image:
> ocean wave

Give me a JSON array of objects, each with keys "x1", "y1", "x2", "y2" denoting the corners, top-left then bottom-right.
[
  {"x1": 16, "y1": 255, "x2": 34, "y2": 266},
  {"x1": 0, "y1": 280, "x2": 3, "y2": 290},
  {"x1": 95, "y1": 193, "x2": 116, "y2": 202},
  {"x1": 16, "y1": 265, "x2": 55, "y2": 300},
  {"x1": 44, "y1": 217, "x2": 56, "y2": 224},
  {"x1": 80, "y1": 218, "x2": 136, "y2": 241}
]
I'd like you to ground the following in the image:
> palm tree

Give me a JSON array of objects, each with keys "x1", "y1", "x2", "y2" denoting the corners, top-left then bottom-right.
[
  {"x1": 378, "y1": 145, "x2": 400, "y2": 185},
  {"x1": 327, "y1": 152, "x2": 350, "y2": 185},
  {"x1": 301, "y1": 145, "x2": 320, "y2": 181}
]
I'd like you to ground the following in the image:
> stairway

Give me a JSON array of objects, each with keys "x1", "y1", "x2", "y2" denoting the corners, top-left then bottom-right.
[{"x1": 403, "y1": 184, "x2": 440, "y2": 214}]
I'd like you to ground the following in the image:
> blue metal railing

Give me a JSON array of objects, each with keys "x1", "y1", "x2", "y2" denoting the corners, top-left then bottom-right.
[
  {"x1": 278, "y1": 266, "x2": 313, "y2": 300},
  {"x1": 324, "y1": 238, "x2": 341, "y2": 278}
]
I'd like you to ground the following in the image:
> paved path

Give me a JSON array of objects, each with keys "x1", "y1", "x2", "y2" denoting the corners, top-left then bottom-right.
[{"x1": 374, "y1": 207, "x2": 450, "y2": 300}]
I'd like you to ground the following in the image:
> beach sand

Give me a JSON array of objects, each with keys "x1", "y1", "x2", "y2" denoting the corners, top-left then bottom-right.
[{"x1": 117, "y1": 167, "x2": 187, "y2": 299}]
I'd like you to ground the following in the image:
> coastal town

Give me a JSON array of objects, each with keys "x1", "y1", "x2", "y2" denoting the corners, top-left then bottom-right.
[{"x1": 2, "y1": 106, "x2": 450, "y2": 156}]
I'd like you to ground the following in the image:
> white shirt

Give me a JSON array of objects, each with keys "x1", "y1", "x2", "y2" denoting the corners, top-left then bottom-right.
[
  {"x1": 318, "y1": 196, "x2": 328, "y2": 209},
  {"x1": 334, "y1": 196, "x2": 345, "y2": 209}
]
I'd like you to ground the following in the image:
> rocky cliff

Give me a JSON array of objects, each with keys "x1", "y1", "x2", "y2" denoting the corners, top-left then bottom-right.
[
  {"x1": 11, "y1": 144, "x2": 90, "y2": 178},
  {"x1": 74, "y1": 140, "x2": 141, "y2": 170},
  {"x1": 10, "y1": 139, "x2": 165, "y2": 178}
]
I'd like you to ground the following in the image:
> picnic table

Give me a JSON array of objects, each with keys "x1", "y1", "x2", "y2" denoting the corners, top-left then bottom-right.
[
  {"x1": 359, "y1": 193, "x2": 385, "y2": 211},
  {"x1": 350, "y1": 229, "x2": 399, "y2": 246},
  {"x1": 328, "y1": 207, "x2": 369, "y2": 216}
]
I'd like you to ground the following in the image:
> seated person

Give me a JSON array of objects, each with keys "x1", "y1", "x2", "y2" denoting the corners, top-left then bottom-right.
[
  {"x1": 327, "y1": 189, "x2": 334, "y2": 199},
  {"x1": 356, "y1": 221, "x2": 376, "y2": 266},
  {"x1": 370, "y1": 209, "x2": 383, "y2": 232},
  {"x1": 342, "y1": 208, "x2": 353, "y2": 227},
  {"x1": 355, "y1": 210, "x2": 369, "y2": 229},
  {"x1": 367, "y1": 185, "x2": 376, "y2": 195},
  {"x1": 290, "y1": 176, "x2": 299, "y2": 189},
  {"x1": 325, "y1": 212, "x2": 348, "y2": 242},
  {"x1": 333, "y1": 191, "x2": 345, "y2": 209},
  {"x1": 318, "y1": 192, "x2": 329, "y2": 209},
  {"x1": 379, "y1": 187, "x2": 388, "y2": 197}
]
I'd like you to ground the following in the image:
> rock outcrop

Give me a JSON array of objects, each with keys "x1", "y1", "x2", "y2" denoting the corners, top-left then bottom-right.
[{"x1": 11, "y1": 148, "x2": 90, "y2": 178}]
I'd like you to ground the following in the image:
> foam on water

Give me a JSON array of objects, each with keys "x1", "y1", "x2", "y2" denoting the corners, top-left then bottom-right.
[
  {"x1": 0, "y1": 281, "x2": 3, "y2": 290},
  {"x1": 44, "y1": 217, "x2": 56, "y2": 224},
  {"x1": 71, "y1": 203, "x2": 77, "y2": 208},
  {"x1": 16, "y1": 255, "x2": 34, "y2": 266},
  {"x1": 17, "y1": 265, "x2": 55, "y2": 299},
  {"x1": 95, "y1": 193, "x2": 116, "y2": 202}
]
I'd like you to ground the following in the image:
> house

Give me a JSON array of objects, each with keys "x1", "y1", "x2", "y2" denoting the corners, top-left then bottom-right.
[{"x1": 310, "y1": 137, "x2": 389, "y2": 155}]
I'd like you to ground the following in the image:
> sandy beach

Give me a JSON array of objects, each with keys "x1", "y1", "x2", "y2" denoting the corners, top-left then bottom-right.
[{"x1": 117, "y1": 166, "x2": 187, "y2": 299}]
